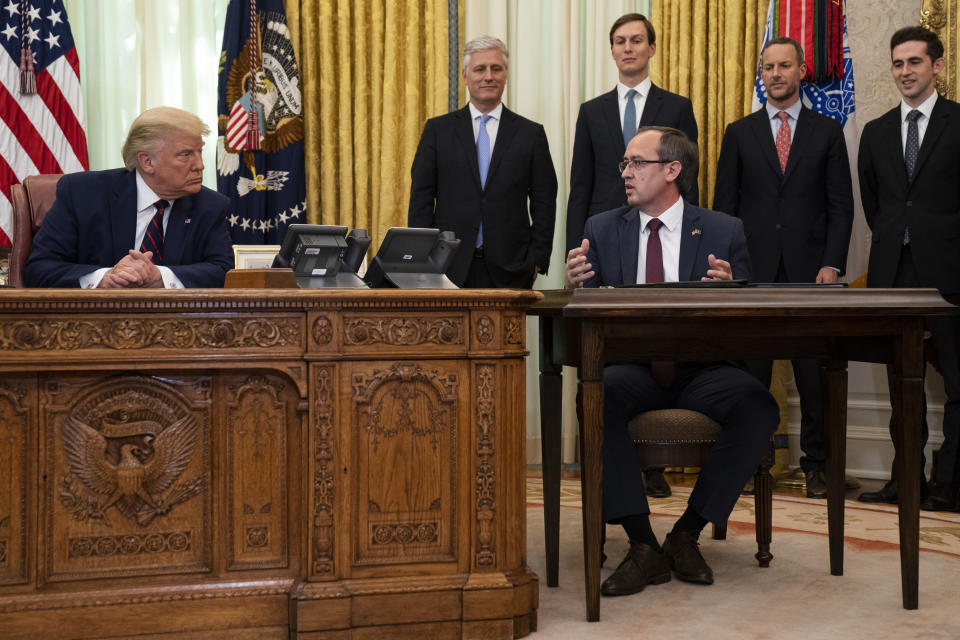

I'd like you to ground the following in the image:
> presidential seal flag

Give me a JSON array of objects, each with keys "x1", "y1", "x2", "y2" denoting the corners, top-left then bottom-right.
[
  {"x1": 217, "y1": 0, "x2": 305, "y2": 244},
  {"x1": 0, "y1": 0, "x2": 88, "y2": 247}
]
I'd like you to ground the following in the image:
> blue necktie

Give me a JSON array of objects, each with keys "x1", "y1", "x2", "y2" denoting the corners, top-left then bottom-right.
[
  {"x1": 622, "y1": 89, "x2": 638, "y2": 147},
  {"x1": 903, "y1": 109, "x2": 921, "y2": 244},
  {"x1": 476, "y1": 114, "x2": 492, "y2": 247}
]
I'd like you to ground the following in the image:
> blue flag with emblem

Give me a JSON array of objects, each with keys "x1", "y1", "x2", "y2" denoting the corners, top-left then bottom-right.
[{"x1": 217, "y1": 0, "x2": 305, "y2": 243}]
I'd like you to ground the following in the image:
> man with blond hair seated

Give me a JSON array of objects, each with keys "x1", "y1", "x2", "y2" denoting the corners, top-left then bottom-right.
[{"x1": 24, "y1": 106, "x2": 234, "y2": 288}]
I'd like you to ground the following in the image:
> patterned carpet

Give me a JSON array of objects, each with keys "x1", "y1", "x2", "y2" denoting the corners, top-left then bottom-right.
[{"x1": 526, "y1": 477, "x2": 960, "y2": 558}]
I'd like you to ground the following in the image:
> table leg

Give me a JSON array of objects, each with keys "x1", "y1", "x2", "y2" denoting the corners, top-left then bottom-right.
[
  {"x1": 538, "y1": 317, "x2": 563, "y2": 588},
  {"x1": 895, "y1": 319, "x2": 924, "y2": 610},
  {"x1": 578, "y1": 321, "x2": 604, "y2": 622},
  {"x1": 822, "y1": 359, "x2": 848, "y2": 576}
]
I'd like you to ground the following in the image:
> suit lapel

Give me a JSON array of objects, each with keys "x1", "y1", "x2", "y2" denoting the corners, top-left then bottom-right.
[
  {"x1": 638, "y1": 83, "x2": 664, "y2": 127},
  {"x1": 782, "y1": 106, "x2": 814, "y2": 182},
  {"x1": 110, "y1": 171, "x2": 138, "y2": 259},
  {"x1": 618, "y1": 208, "x2": 640, "y2": 284},
  {"x1": 454, "y1": 106, "x2": 483, "y2": 191},
  {"x1": 881, "y1": 108, "x2": 909, "y2": 191},
  {"x1": 601, "y1": 88, "x2": 626, "y2": 155},
  {"x1": 485, "y1": 106, "x2": 517, "y2": 188},
  {"x1": 677, "y1": 204, "x2": 703, "y2": 281},
  {"x1": 748, "y1": 109, "x2": 782, "y2": 176},
  {"x1": 913, "y1": 96, "x2": 950, "y2": 181},
  {"x1": 163, "y1": 196, "x2": 191, "y2": 266}
]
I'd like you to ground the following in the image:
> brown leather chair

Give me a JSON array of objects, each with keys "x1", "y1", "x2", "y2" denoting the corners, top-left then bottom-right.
[
  {"x1": 9, "y1": 174, "x2": 62, "y2": 287},
  {"x1": 628, "y1": 409, "x2": 775, "y2": 566}
]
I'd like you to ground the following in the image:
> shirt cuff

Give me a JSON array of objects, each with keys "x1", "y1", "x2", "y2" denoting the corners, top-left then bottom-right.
[
  {"x1": 80, "y1": 268, "x2": 111, "y2": 289},
  {"x1": 157, "y1": 266, "x2": 185, "y2": 289}
]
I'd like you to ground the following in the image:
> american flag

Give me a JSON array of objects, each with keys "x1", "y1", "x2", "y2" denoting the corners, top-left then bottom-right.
[{"x1": 0, "y1": 0, "x2": 88, "y2": 246}]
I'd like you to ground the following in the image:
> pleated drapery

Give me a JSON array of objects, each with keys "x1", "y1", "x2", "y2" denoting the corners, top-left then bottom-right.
[{"x1": 286, "y1": 0, "x2": 458, "y2": 251}]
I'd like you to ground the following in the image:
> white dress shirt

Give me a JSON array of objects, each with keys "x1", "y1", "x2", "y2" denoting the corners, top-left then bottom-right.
[
  {"x1": 765, "y1": 98, "x2": 802, "y2": 144},
  {"x1": 468, "y1": 101, "x2": 503, "y2": 152},
  {"x1": 900, "y1": 91, "x2": 938, "y2": 152},
  {"x1": 636, "y1": 196, "x2": 684, "y2": 283},
  {"x1": 80, "y1": 171, "x2": 185, "y2": 289},
  {"x1": 618, "y1": 76, "x2": 652, "y2": 132}
]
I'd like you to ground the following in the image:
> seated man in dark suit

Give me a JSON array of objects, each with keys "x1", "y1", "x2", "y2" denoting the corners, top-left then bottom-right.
[
  {"x1": 565, "y1": 126, "x2": 778, "y2": 596},
  {"x1": 24, "y1": 106, "x2": 234, "y2": 288}
]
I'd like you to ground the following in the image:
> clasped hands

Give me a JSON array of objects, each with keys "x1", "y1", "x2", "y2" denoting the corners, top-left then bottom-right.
[
  {"x1": 98, "y1": 250, "x2": 164, "y2": 288},
  {"x1": 564, "y1": 238, "x2": 734, "y2": 289}
]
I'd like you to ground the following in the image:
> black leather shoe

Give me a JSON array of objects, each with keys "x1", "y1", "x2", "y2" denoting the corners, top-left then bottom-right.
[
  {"x1": 662, "y1": 530, "x2": 713, "y2": 585},
  {"x1": 644, "y1": 468, "x2": 672, "y2": 498},
  {"x1": 858, "y1": 478, "x2": 929, "y2": 504},
  {"x1": 600, "y1": 541, "x2": 671, "y2": 596},
  {"x1": 920, "y1": 484, "x2": 959, "y2": 512},
  {"x1": 805, "y1": 470, "x2": 827, "y2": 499},
  {"x1": 858, "y1": 479, "x2": 898, "y2": 504}
]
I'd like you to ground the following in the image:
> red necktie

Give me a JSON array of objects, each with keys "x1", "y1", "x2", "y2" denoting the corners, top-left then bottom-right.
[
  {"x1": 775, "y1": 111, "x2": 791, "y2": 172},
  {"x1": 645, "y1": 218, "x2": 675, "y2": 387},
  {"x1": 140, "y1": 199, "x2": 168, "y2": 263}
]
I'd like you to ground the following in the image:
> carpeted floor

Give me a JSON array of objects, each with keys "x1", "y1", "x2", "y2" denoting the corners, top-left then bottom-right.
[{"x1": 525, "y1": 477, "x2": 960, "y2": 639}]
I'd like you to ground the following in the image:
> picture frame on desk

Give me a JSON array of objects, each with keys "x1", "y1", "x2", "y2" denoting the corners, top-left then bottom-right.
[{"x1": 233, "y1": 244, "x2": 280, "y2": 269}]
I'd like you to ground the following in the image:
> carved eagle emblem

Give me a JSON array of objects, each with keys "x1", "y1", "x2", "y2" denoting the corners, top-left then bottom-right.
[{"x1": 60, "y1": 414, "x2": 201, "y2": 527}]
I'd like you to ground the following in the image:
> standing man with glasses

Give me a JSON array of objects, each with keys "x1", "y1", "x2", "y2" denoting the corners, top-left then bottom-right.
[
  {"x1": 408, "y1": 36, "x2": 557, "y2": 289},
  {"x1": 566, "y1": 13, "x2": 699, "y2": 499},
  {"x1": 857, "y1": 26, "x2": 960, "y2": 512},
  {"x1": 713, "y1": 37, "x2": 854, "y2": 499},
  {"x1": 565, "y1": 126, "x2": 778, "y2": 596}
]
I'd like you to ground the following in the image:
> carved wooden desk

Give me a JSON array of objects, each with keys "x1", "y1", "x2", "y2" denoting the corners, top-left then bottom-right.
[
  {"x1": 0, "y1": 288, "x2": 539, "y2": 639},
  {"x1": 529, "y1": 287, "x2": 958, "y2": 622}
]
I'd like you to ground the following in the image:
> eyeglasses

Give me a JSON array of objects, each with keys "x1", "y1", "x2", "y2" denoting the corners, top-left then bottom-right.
[{"x1": 618, "y1": 158, "x2": 673, "y2": 173}]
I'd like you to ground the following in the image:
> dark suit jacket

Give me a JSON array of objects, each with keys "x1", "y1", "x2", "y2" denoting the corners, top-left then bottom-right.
[
  {"x1": 23, "y1": 169, "x2": 235, "y2": 288},
  {"x1": 582, "y1": 202, "x2": 751, "y2": 287},
  {"x1": 859, "y1": 96, "x2": 960, "y2": 296},
  {"x1": 713, "y1": 105, "x2": 853, "y2": 283},
  {"x1": 408, "y1": 105, "x2": 558, "y2": 288},
  {"x1": 566, "y1": 84, "x2": 699, "y2": 251}
]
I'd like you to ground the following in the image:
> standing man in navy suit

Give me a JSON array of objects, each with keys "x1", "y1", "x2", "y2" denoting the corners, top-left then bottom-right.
[
  {"x1": 565, "y1": 126, "x2": 778, "y2": 596},
  {"x1": 408, "y1": 36, "x2": 557, "y2": 289},
  {"x1": 857, "y1": 26, "x2": 960, "y2": 512},
  {"x1": 24, "y1": 107, "x2": 234, "y2": 288},
  {"x1": 713, "y1": 37, "x2": 854, "y2": 498},
  {"x1": 566, "y1": 14, "x2": 698, "y2": 498},
  {"x1": 566, "y1": 12, "x2": 699, "y2": 255}
]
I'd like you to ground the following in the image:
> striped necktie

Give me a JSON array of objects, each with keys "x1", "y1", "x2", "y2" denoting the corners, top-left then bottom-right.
[{"x1": 140, "y1": 199, "x2": 169, "y2": 263}]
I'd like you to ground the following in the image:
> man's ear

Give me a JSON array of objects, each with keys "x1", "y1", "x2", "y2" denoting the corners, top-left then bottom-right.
[{"x1": 137, "y1": 151, "x2": 153, "y2": 175}]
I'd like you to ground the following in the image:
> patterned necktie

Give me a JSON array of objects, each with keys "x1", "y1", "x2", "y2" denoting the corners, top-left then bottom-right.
[
  {"x1": 140, "y1": 199, "x2": 169, "y2": 263},
  {"x1": 903, "y1": 110, "x2": 921, "y2": 245},
  {"x1": 645, "y1": 218, "x2": 675, "y2": 387},
  {"x1": 623, "y1": 89, "x2": 638, "y2": 147},
  {"x1": 775, "y1": 111, "x2": 791, "y2": 172},
  {"x1": 476, "y1": 114, "x2": 492, "y2": 247},
  {"x1": 904, "y1": 109, "x2": 921, "y2": 179}
]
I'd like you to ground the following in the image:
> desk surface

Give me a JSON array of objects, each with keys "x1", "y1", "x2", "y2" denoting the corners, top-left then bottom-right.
[{"x1": 531, "y1": 285, "x2": 957, "y2": 621}]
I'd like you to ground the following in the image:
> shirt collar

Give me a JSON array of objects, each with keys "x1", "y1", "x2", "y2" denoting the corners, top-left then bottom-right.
[
  {"x1": 618, "y1": 76, "x2": 652, "y2": 100},
  {"x1": 640, "y1": 196, "x2": 684, "y2": 233},
  {"x1": 469, "y1": 101, "x2": 503, "y2": 121},
  {"x1": 765, "y1": 97, "x2": 802, "y2": 122},
  {"x1": 900, "y1": 91, "x2": 938, "y2": 122},
  {"x1": 135, "y1": 171, "x2": 163, "y2": 214}
]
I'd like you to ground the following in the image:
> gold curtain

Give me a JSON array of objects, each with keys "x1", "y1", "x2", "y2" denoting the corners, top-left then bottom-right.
[
  {"x1": 285, "y1": 0, "x2": 457, "y2": 250},
  {"x1": 921, "y1": 0, "x2": 958, "y2": 100},
  {"x1": 651, "y1": 0, "x2": 768, "y2": 209}
]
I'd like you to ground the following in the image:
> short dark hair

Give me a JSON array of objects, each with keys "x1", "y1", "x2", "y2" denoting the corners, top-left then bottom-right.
[
  {"x1": 890, "y1": 26, "x2": 944, "y2": 62},
  {"x1": 609, "y1": 13, "x2": 656, "y2": 46},
  {"x1": 637, "y1": 125, "x2": 698, "y2": 199},
  {"x1": 762, "y1": 36, "x2": 805, "y2": 65}
]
